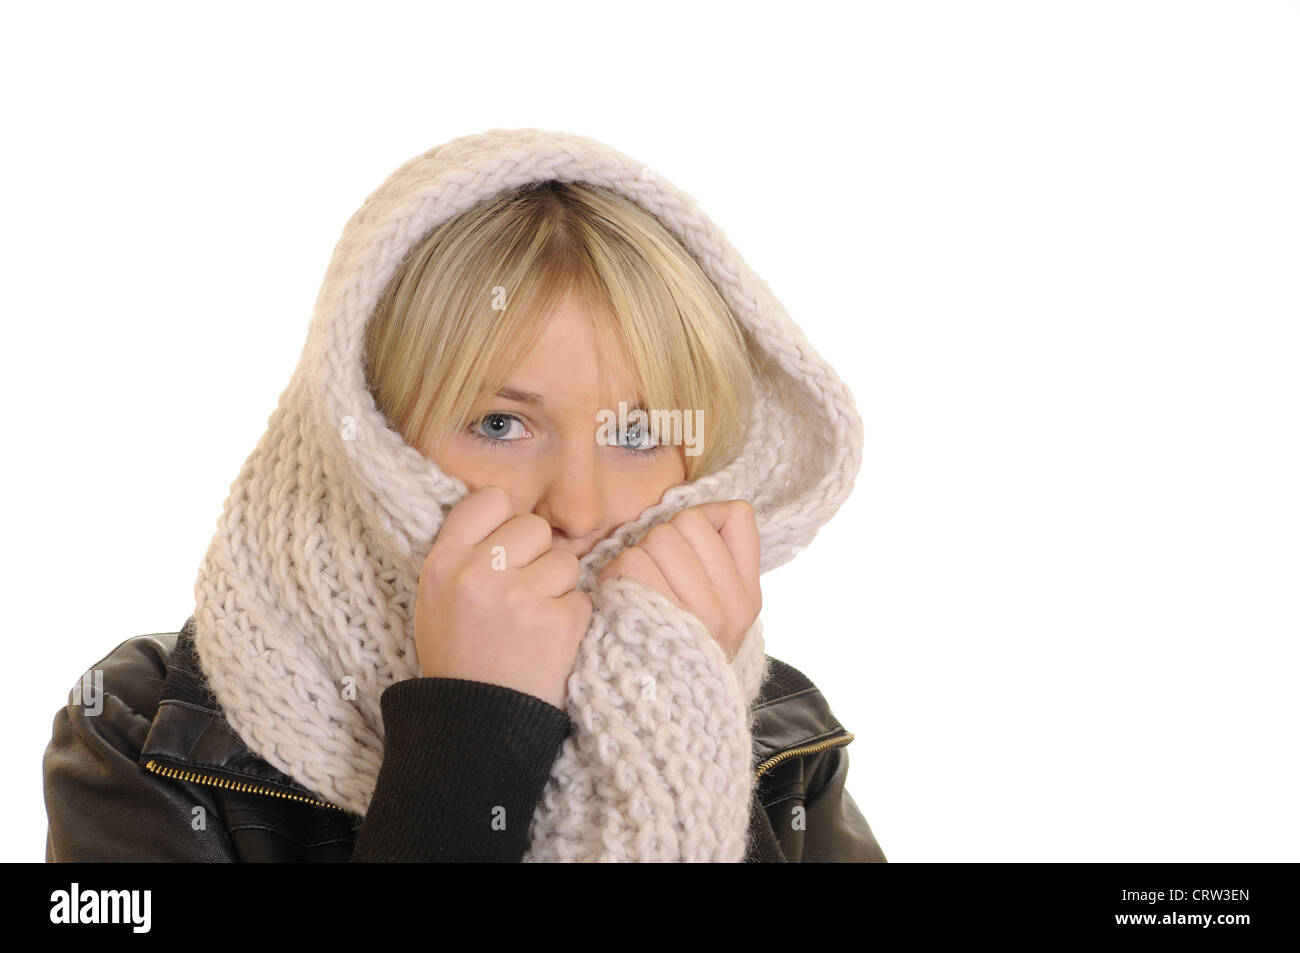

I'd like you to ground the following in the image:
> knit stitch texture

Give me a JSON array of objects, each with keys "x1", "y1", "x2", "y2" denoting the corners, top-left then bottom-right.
[{"x1": 191, "y1": 128, "x2": 864, "y2": 861}]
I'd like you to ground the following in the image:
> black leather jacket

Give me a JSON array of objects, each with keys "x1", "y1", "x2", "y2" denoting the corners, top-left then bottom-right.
[{"x1": 43, "y1": 618, "x2": 887, "y2": 863}]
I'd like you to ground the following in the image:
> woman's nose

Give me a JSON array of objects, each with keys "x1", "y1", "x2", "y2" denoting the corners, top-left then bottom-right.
[{"x1": 534, "y1": 446, "x2": 606, "y2": 547}]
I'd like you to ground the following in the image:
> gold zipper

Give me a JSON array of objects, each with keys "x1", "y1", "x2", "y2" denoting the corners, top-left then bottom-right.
[
  {"x1": 143, "y1": 758, "x2": 346, "y2": 812},
  {"x1": 145, "y1": 732, "x2": 856, "y2": 810},
  {"x1": 754, "y1": 732, "x2": 854, "y2": 780}
]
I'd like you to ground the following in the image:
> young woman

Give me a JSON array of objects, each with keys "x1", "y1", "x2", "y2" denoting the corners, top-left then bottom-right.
[{"x1": 43, "y1": 129, "x2": 887, "y2": 862}]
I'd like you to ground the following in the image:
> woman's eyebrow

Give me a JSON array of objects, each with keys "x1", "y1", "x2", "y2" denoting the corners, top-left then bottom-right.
[
  {"x1": 493, "y1": 386, "x2": 647, "y2": 412},
  {"x1": 495, "y1": 386, "x2": 545, "y2": 406}
]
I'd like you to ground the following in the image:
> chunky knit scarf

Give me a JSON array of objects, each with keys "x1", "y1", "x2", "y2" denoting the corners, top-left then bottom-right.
[{"x1": 191, "y1": 128, "x2": 864, "y2": 862}]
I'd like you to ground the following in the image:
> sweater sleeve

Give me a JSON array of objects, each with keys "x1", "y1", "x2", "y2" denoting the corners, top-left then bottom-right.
[{"x1": 347, "y1": 676, "x2": 572, "y2": 862}]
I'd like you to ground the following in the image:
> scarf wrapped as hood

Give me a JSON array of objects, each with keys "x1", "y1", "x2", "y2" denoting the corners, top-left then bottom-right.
[{"x1": 192, "y1": 128, "x2": 864, "y2": 862}]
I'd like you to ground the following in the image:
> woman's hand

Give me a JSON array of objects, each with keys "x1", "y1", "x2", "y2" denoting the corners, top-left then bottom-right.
[
  {"x1": 597, "y1": 499, "x2": 762, "y2": 662},
  {"x1": 414, "y1": 485, "x2": 593, "y2": 711}
]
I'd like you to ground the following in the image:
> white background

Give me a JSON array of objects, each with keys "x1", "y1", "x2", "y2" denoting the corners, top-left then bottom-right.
[{"x1": 3, "y1": 1, "x2": 1296, "y2": 862}]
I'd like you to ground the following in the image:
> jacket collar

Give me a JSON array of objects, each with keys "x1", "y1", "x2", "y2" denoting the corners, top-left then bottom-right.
[
  {"x1": 137, "y1": 618, "x2": 328, "y2": 807},
  {"x1": 139, "y1": 617, "x2": 851, "y2": 813}
]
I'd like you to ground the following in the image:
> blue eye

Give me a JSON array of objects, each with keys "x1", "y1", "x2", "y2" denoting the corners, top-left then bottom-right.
[
  {"x1": 618, "y1": 422, "x2": 663, "y2": 454},
  {"x1": 467, "y1": 413, "x2": 530, "y2": 449}
]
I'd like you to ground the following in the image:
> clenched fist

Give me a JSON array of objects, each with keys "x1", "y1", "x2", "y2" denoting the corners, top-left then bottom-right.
[
  {"x1": 597, "y1": 499, "x2": 762, "y2": 661},
  {"x1": 414, "y1": 485, "x2": 593, "y2": 711}
]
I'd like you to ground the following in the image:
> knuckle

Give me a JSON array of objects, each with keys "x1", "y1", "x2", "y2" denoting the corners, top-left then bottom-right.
[
  {"x1": 450, "y1": 560, "x2": 481, "y2": 591},
  {"x1": 620, "y1": 547, "x2": 655, "y2": 572},
  {"x1": 643, "y1": 522, "x2": 676, "y2": 545},
  {"x1": 478, "y1": 484, "x2": 510, "y2": 507},
  {"x1": 671, "y1": 509, "x2": 708, "y2": 537},
  {"x1": 503, "y1": 582, "x2": 529, "y2": 612},
  {"x1": 421, "y1": 545, "x2": 443, "y2": 576},
  {"x1": 422, "y1": 550, "x2": 453, "y2": 587},
  {"x1": 670, "y1": 506, "x2": 702, "y2": 527},
  {"x1": 525, "y1": 512, "x2": 552, "y2": 535}
]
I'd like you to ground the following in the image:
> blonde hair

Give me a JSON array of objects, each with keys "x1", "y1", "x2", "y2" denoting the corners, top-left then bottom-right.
[{"x1": 363, "y1": 180, "x2": 760, "y2": 481}]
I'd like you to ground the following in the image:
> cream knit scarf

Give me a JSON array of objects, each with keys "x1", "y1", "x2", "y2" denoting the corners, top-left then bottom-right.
[{"x1": 191, "y1": 128, "x2": 864, "y2": 862}]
